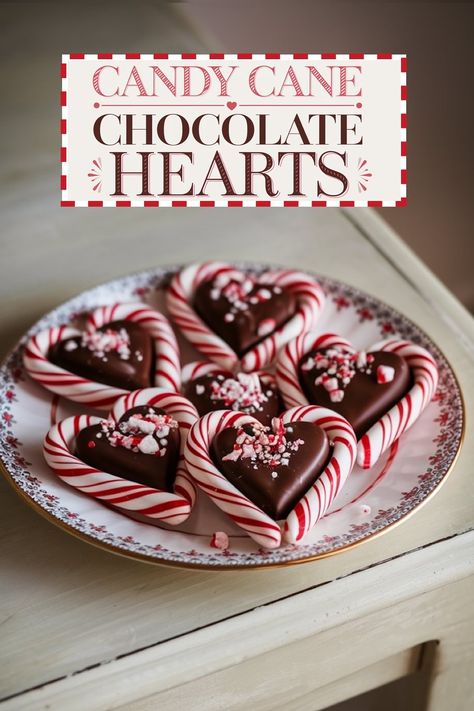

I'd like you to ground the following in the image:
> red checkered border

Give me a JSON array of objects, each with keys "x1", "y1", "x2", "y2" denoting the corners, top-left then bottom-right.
[{"x1": 61, "y1": 53, "x2": 407, "y2": 208}]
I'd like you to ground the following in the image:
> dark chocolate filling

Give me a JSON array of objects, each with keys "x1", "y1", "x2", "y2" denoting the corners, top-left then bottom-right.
[
  {"x1": 75, "y1": 405, "x2": 179, "y2": 491},
  {"x1": 49, "y1": 320, "x2": 154, "y2": 391},
  {"x1": 194, "y1": 277, "x2": 296, "y2": 357},
  {"x1": 212, "y1": 421, "x2": 330, "y2": 520},
  {"x1": 298, "y1": 348, "x2": 412, "y2": 439}
]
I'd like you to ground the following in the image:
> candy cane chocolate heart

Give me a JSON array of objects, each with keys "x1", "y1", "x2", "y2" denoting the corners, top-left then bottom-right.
[
  {"x1": 212, "y1": 417, "x2": 330, "y2": 520},
  {"x1": 75, "y1": 405, "x2": 179, "y2": 490},
  {"x1": 193, "y1": 272, "x2": 296, "y2": 357},
  {"x1": 49, "y1": 320, "x2": 154, "y2": 391},
  {"x1": 299, "y1": 347, "x2": 411, "y2": 438},
  {"x1": 184, "y1": 370, "x2": 281, "y2": 426}
]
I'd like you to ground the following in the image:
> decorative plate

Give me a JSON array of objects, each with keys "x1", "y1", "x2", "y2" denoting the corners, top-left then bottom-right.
[{"x1": 0, "y1": 265, "x2": 464, "y2": 569}]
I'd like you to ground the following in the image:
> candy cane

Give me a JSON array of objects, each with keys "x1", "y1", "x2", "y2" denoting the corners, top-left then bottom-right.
[
  {"x1": 276, "y1": 333, "x2": 353, "y2": 408},
  {"x1": 280, "y1": 405, "x2": 357, "y2": 543},
  {"x1": 166, "y1": 262, "x2": 325, "y2": 373},
  {"x1": 181, "y1": 360, "x2": 227, "y2": 384},
  {"x1": 185, "y1": 410, "x2": 283, "y2": 548},
  {"x1": 43, "y1": 390, "x2": 199, "y2": 525},
  {"x1": 24, "y1": 302, "x2": 181, "y2": 410},
  {"x1": 357, "y1": 339, "x2": 438, "y2": 468},
  {"x1": 167, "y1": 263, "x2": 242, "y2": 372},
  {"x1": 277, "y1": 332, "x2": 438, "y2": 468},
  {"x1": 184, "y1": 406, "x2": 356, "y2": 548}
]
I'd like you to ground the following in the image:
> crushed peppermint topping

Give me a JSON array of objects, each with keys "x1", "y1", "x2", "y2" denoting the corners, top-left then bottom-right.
[
  {"x1": 301, "y1": 347, "x2": 377, "y2": 402},
  {"x1": 210, "y1": 531, "x2": 229, "y2": 550},
  {"x1": 222, "y1": 417, "x2": 304, "y2": 469},
  {"x1": 208, "y1": 272, "x2": 282, "y2": 323},
  {"x1": 207, "y1": 372, "x2": 271, "y2": 413},
  {"x1": 99, "y1": 411, "x2": 178, "y2": 457},
  {"x1": 80, "y1": 327, "x2": 135, "y2": 361},
  {"x1": 376, "y1": 365, "x2": 395, "y2": 383}
]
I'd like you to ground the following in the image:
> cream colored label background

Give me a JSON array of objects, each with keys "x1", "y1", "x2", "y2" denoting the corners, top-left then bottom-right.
[{"x1": 64, "y1": 56, "x2": 404, "y2": 204}]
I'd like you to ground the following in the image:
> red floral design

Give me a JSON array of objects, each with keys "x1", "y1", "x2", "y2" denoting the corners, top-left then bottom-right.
[
  {"x1": 357, "y1": 307, "x2": 374, "y2": 322},
  {"x1": 401, "y1": 487, "x2": 419, "y2": 500},
  {"x1": 349, "y1": 523, "x2": 371, "y2": 533},
  {"x1": 418, "y1": 472, "x2": 433, "y2": 482},
  {"x1": 380, "y1": 321, "x2": 395, "y2": 334},
  {"x1": 333, "y1": 296, "x2": 350, "y2": 310}
]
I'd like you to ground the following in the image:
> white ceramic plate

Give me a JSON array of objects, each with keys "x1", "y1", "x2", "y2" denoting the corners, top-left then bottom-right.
[{"x1": 0, "y1": 265, "x2": 464, "y2": 569}]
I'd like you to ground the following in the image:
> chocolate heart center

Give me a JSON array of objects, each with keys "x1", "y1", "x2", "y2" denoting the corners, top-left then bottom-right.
[
  {"x1": 212, "y1": 418, "x2": 330, "y2": 520},
  {"x1": 298, "y1": 347, "x2": 412, "y2": 439},
  {"x1": 184, "y1": 371, "x2": 282, "y2": 425},
  {"x1": 193, "y1": 272, "x2": 296, "y2": 357},
  {"x1": 75, "y1": 405, "x2": 180, "y2": 490},
  {"x1": 49, "y1": 320, "x2": 154, "y2": 390}
]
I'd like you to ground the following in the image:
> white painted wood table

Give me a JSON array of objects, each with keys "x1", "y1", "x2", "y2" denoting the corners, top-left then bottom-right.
[{"x1": 0, "y1": 202, "x2": 473, "y2": 711}]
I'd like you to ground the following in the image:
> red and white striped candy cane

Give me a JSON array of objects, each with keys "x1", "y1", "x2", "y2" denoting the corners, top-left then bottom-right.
[
  {"x1": 43, "y1": 391, "x2": 199, "y2": 525},
  {"x1": 184, "y1": 410, "x2": 283, "y2": 548},
  {"x1": 280, "y1": 405, "x2": 357, "y2": 544},
  {"x1": 184, "y1": 406, "x2": 356, "y2": 548},
  {"x1": 167, "y1": 263, "x2": 242, "y2": 372},
  {"x1": 24, "y1": 302, "x2": 181, "y2": 410},
  {"x1": 166, "y1": 263, "x2": 325, "y2": 373},
  {"x1": 357, "y1": 339, "x2": 438, "y2": 468},
  {"x1": 181, "y1": 360, "x2": 227, "y2": 384},
  {"x1": 110, "y1": 388, "x2": 198, "y2": 507},
  {"x1": 276, "y1": 333, "x2": 353, "y2": 408}
]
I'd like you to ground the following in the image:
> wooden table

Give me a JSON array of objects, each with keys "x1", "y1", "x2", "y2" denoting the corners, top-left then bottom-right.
[{"x1": 0, "y1": 203, "x2": 473, "y2": 711}]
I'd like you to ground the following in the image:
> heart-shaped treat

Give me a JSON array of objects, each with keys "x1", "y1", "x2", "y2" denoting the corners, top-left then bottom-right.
[
  {"x1": 49, "y1": 320, "x2": 154, "y2": 391},
  {"x1": 43, "y1": 389, "x2": 199, "y2": 525},
  {"x1": 184, "y1": 406, "x2": 357, "y2": 548},
  {"x1": 277, "y1": 333, "x2": 439, "y2": 468},
  {"x1": 298, "y1": 347, "x2": 411, "y2": 439},
  {"x1": 182, "y1": 361, "x2": 281, "y2": 425},
  {"x1": 193, "y1": 272, "x2": 296, "y2": 357},
  {"x1": 167, "y1": 262, "x2": 325, "y2": 372},
  {"x1": 76, "y1": 405, "x2": 179, "y2": 490},
  {"x1": 212, "y1": 418, "x2": 330, "y2": 520},
  {"x1": 24, "y1": 302, "x2": 181, "y2": 410}
]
